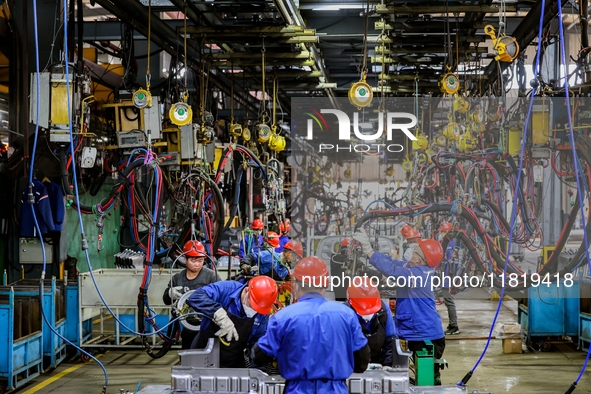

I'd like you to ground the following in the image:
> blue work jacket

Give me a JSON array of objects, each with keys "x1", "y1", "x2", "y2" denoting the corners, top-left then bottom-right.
[
  {"x1": 360, "y1": 301, "x2": 397, "y2": 338},
  {"x1": 187, "y1": 281, "x2": 268, "y2": 345},
  {"x1": 257, "y1": 293, "x2": 368, "y2": 394},
  {"x1": 239, "y1": 234, "x2": 263, "y2": 258},
  {"x1": 249, "y1": 249, "x2": 289, "y2": 279},
  {"x1": 275, "y1": 235, "x2": 290, "y2": 253},
  {"x1": 369, "y1": 252, "x2": 444, "y2": 341}
]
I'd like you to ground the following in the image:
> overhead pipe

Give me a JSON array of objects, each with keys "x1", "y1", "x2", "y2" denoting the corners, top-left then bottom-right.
[{"x1": 273, "y1": 0, "x2": 338, "y2": 108}]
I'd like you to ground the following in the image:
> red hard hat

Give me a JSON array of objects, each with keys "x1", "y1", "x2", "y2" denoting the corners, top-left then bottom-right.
[
  {"x1": 248, "y1": 276, "x2": 278, "y2": 315},
  {"x1": 417, "y1": 239, "x2": 444, "y2": 268},
  {"x1": 279, "y1": 221, "x2": 291, "y2": 234},
  {"x1": 439, "y1": 222, "x2": 452, "y2": 232},
  {"x1": 347, "y1": 277, "x2": 382, "y2": 315},
  {"x1": 400, "y1": 225, "x2": 413, "y2": 237},
  {"x1": 292, "y1": 256, "x2": 329, "y2": 287},
  {"x1": 340, "y1": 238, "x2": 351, "y2": 248},
  {"x1": 252, "y1": 219, "x2": 264, "y2": 230},
  {"x1": 284, "y1": 240, "x2": 303, "y2": 258},
  {"x1": 266, "y1": 231, "x2": 280, "y2": 248},
  {"x1": 406, "y1": 228, "x2": 421, "y2": 240},
  {"x1": 183, "y1": 240, "x2": 206, "y2": 257}
]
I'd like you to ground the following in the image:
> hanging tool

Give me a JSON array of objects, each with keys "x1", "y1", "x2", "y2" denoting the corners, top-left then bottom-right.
[
  {"x1": 133, "y1": 0, "x2": 153, "y2": 109},
  {"x1": 349, "y1": 0, "x2": 373, "y2": 108},
  {"x1": 484, "y1": 25, "x2": 519, "y2": 62},
  {"x1": 268, "y1": 77, "x2": 286, "y2": 153},
  {"x1": 170, "y1": 7, "x2": 193, "y2": 126}
]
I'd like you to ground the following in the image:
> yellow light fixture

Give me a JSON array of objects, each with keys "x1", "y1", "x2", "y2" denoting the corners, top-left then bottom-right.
[
  {"x1": 133, "y1": 88, "x2": 152, "y2": 109},
  {"x1": 344, "y1": 168, "x2": 352, "y2": 179},
  {"x1": 411, "y1": 134, "x2": 429, "y2": 151},
  {"x1": 453, "y1": 96, "x2": 470, "y2": 113},
  {"x1": 484, "y1": 25, "x2": 519, "y2": 62},
  {"x1": 434, "y1": 134, "x2": 447, "y2": 147},
  {"x1": 348, "y1": 72, "x2": 373, "y2": 108},
  {"x1": 443, "y1": 122, "x2": 461, "y2": 141},
  {"x1": 242, "y1": 126, "x2": 251, "y2": 141},
  {"x1": 229, "y1": 123, "x2": 242, "y2": 139},
  {"x1": 402, "y1": 159, "x2": 412, "y2": 172},
  {"x1": 268, "y1": 132, "x2": 286, "y2": 152},
  {"x1": 169, "y1": 102, "x2": 192, "y2": 126},
  {"x1": 257, "y1": 124, "x2": 272, "y2": 143},
  {"x1": 439, "y1": 72, "x2": 460, "y2": 95},
  {"x1": 458, "y1": 132, "x2": 478, "y2": 152}
]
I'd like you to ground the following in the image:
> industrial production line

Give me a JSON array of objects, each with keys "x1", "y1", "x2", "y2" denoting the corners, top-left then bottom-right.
[{"x1": 3, "y1": 0, "x2": 591, "y2": 393}]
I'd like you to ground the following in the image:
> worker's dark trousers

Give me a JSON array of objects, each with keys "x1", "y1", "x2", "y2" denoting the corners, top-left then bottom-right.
[
  {"x1": 181, "y1": 329, "x2": 198, "y2": 350},
  {"x1": 407, "y1": 337, "x2": 446, "y2": 381},
  {"x1": 441, "y1": 288, "x2": 458, "y2": 328}
]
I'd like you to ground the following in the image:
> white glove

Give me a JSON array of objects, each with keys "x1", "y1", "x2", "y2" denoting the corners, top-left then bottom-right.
[
  {"x1": 213, "y1": 308, "x2": 239, "y2": 342},
  {"x1": 169, "y1": 286, "x2": 184, "y2": 301},
  {"x1": 352, "y1": 228, "x2": 373, "y2": 256}
]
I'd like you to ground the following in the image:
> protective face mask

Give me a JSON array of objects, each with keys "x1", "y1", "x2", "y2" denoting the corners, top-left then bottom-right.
[
  {"x1": 243, "y1": 304, "x2": 257, "y2": 318},
  {"x1": 403, "y1": 245, "x2": 416, "y2": 261},
  {"x1": 361, "y1": 313, "x2": 375, "y2": 322}
]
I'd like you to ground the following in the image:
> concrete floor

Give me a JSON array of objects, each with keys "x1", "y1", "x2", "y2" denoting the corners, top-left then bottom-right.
[{"x1": 13, "y1": 287, "x2": 591, "y2": 394}]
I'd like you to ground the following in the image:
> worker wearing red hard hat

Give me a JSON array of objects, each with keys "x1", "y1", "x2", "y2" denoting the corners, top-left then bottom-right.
[
  {"x1": 241, "y1": 231, "x2": 289, "y2": 280},
  {"x1": 352, "y1": 227, "x2": 446, "y2": 385},
  {"x1": 346, "y1": 277, "x2": 398, "y2": 366},
  {"x1": 275, "y1": 220, "x2": 291, "y2": 253},
  {"x1": 282, "y1": 240, "x2": 303, "y2": 268},
  {"x1": 401, "y1": 226, "x2": 422, "y2": 262},
  {"x1": 163, "y1": 240, "x2": 220, "y2": 348},
  {"x1": 252, "y1": 256, "x2": 370, "y2": 393},
  {"x1": 239, "y1": 218, "x2": 264, "y2": 258},
  {"x1": 187, "y1": 275, "x2": 278, "y2": 368}
]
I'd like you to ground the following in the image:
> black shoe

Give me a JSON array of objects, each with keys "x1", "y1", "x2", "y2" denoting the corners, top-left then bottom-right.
[{"x1": 445, "y1": 327, "x2": 460, "y2": 335}]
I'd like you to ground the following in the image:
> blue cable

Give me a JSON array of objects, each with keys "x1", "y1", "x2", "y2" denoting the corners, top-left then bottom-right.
[
  {"x1": 59, "y1": 0, "x2": 192, "y2": 345},
  {"x1": 557, "y1": 4, "x2": 591, "y2": 392},
  {"x1": 26, "y1": 0, "x2": 110, "y2": 389},
  {"x1": 60, "y1": 1, "x2": 109, "y2": 387},
  {"x1": 459, "y1": 2, "x2": 546, "y2": 385}
]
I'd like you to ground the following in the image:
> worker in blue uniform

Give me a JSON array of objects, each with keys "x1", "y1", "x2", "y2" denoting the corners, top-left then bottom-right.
[
  {"x1": 352, "y1": 228, "x2": 446, "y2": 385},
  {"x1": 239, "y1": 218, "x2": 264, "y2": 258},
  {"x1": 282, "y1": 240, "x2": 303, "y2": 268},
  {"x1": 275, "y1": 221, "x2": 291, "y2": 253},
  {"x1": 240, "y1": 232, "x2": 289, "y2": 280},
  {"x1": 252, "y1": 256, "x2": 370, "y2": 394},
  {"x1": 346, "y1": 277, "x2": 397, "y2": 366},
  {"x1": 187, "y1": 276, "x2": 278, "y2": 368}
]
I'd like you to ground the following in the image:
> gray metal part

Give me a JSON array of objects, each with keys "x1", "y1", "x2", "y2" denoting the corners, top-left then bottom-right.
[
  {"x1": 117, "y1": 131, "x2": 147, "y2": 148},
  {"x1": 29, "y1": 72, "x2": 50, "y2": 129},
  {"x1": 137, "y1": 338, "x2": 491, "y2": 394},
  {"x1": 180, "y1": 124, "x2": 195, "y2": 159},
  {"x1": 144, "y1": 97, "x2": 163, "y2": 141},
  {"x1": 137, "y1": 382, "x2": 486, "y2": 394},
  {"x1": 19, "y1": 237, "x2": 53, "y2": 264}
]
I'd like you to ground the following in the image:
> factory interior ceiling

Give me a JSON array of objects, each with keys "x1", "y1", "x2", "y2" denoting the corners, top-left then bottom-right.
[
  {"x1": 77, "y1": 0, "x2": 569, "y2": 105},
  {"x1": 0, "y1": 0, "x2": 583, "y2": 148}
]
